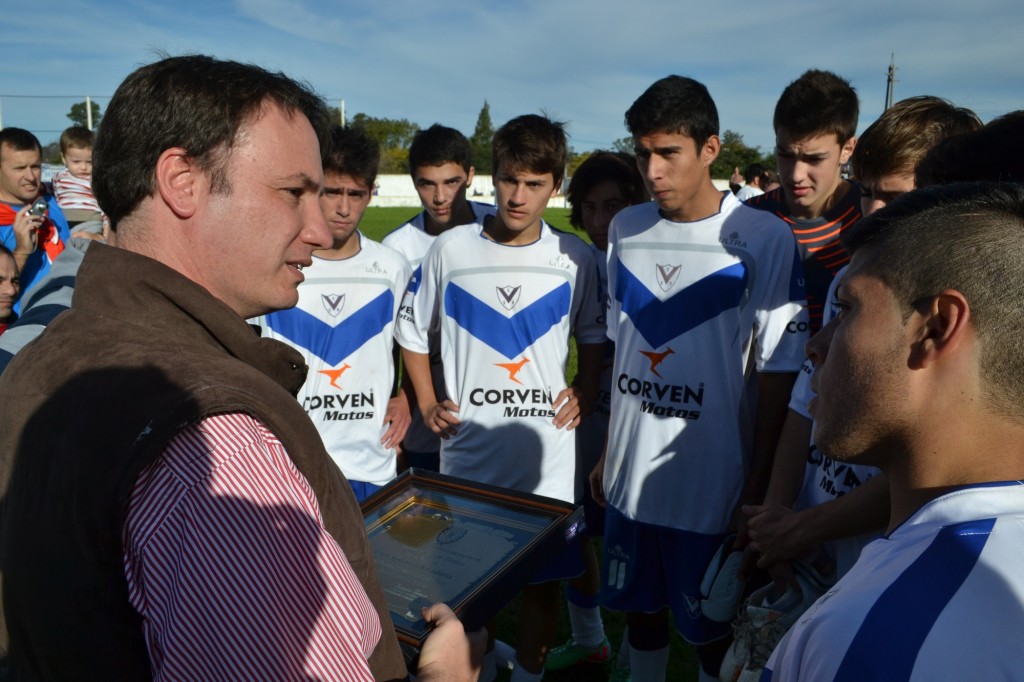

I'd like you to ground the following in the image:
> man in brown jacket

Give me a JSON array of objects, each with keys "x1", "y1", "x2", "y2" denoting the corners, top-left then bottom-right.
[{"x1": 0, "y1": 55, "x2": 479, "y2": 682}]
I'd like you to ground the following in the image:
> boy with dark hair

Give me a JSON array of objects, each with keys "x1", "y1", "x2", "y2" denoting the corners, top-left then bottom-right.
[
  {"x1": 747, "y1": 69, "x2": 861, "y2": 333},
  {"x1": 591, "y1": 75, "x2": 808, "y2": 682},
  {"x1": 916, "y1": 110, "x2": 1024, "y2": 187},
  {"x1": 259, "y1": 125, "x2": 412, "y2": 501},
  {"x1": 736, "y1": 162, "x2": 767, "y2": 201},
  {"x1": 735, "y1": 95, "x2": 982, "y2": 682},
  {"x1": 0, "y1": 127, "x2": 70, "y2": 311},
  {"x1": 763, "y1": 182, "x2": 1024, "y2": 680},
  {"x1": 383, "y1": 123, "x2": 496, "y2": 471},
  {"x1": 544, "y1": 151, "x2": 646, "y2": 673},
  {"x1": 53, "y1": 126, "x2": 103, "y2": 227},
  {"x1": 397, "y1": 113, "x2": 605, "y2": 681}
]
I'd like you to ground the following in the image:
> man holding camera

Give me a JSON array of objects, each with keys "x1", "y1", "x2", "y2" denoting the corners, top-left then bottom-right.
[{"x1": 0, "y1": 127, "x2": 70, "y2": 310}]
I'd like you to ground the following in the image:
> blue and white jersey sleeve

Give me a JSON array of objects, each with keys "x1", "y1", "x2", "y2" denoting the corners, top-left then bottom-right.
[
  {"x1": 395, "y1": 225, "x2": 457, "y2": 356},
  {"x1": 764, "y1": 482, "x2": 1024, "y2": 682}
]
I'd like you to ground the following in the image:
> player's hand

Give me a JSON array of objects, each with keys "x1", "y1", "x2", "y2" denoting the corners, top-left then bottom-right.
[
  {"x1": 743, "y1": 503, "x2": 807, "y2": 570},
  {"x1": 12, "y1": 206, "x2": 41, "y2": 256},
  {"x1": 589, "y1": 453, "x2": 607, "y2": 507},
  {"x1": 417, "y1": 603, "x2": 485, "y2": 682},
  {"x1": 381, "y1": 394, "x2": 412, "y2": 449},
  {"x1": 424, "y1": 400, "x2": 460, "y2": 439},
  {"x1": 552, "y1": 386, "x2": 587, "y2": 431}
]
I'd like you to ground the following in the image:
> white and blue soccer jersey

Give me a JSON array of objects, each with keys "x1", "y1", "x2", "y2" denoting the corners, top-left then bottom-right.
[
  {"x1": 789, "y1": 264, "x2": 881, "y2": 575},
  {"x1": 395, "y1": 220, "x2": 605, "y2": 502},
  {"x1": 382, "y1": 201, "x2": 497, "y2": 455},
  {"x1": 258, "y1": 233, "x2": 412, "y2": 486},
  {"x1": 604, "y1": 192, "x2": 808, "y2": 533},
  {"x1": 763, "y1": 482, "x2": 1024, "y2": 681},
  {"x1": 382, "y1": 201, "x2": 497, "y2": 269}
]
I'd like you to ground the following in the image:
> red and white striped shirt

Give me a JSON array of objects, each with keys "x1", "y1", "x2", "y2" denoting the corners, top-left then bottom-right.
[
  {"x1": 52, "y1": 170, "x2": 101, "y2": 213},
  {"x1": 124, "y1": 412, "x2": 381, "y2": 681}
]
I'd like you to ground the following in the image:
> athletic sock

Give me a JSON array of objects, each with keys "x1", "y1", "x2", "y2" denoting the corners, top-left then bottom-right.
[
  {"x1": 567, "y1": 601, "x2": 605, "y2": 649},
  {"x1": 616, "y1": 628, "x2": 631, "y2": 667},
  {"x1": 629, "y1": 645, "x2": 669, "y2": 682}
]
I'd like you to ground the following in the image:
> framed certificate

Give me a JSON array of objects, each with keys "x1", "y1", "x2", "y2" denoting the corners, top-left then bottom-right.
[{"x1": 362, "y1": 469, "x2": 584, "y2": 649}]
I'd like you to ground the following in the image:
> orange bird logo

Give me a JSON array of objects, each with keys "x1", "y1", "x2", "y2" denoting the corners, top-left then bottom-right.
[
  {"x1": 639, "y1": 347, "x2": 675, "y2": 378},
  {"x1": 319, "y1": 363, "x2": 352, "y2": 389},
  {"x1": 496, "y1": 357, "x2": 530, "y2": 384}
]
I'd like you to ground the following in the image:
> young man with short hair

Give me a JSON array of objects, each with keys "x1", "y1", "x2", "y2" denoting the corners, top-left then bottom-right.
[
  {"x1": 259, "y1": 125, "x2": 412, "y2": 501},
  {"x1": 763, "y1": 181, "x2": 1024, "y2": 680},
  {"x1": 591, "y1": 75, "x2": 808, "y2": 682},
  {"x1": 383, "y1": 124, "x2": 496, "y2": 471},
  {"x1": 746, "y1": 69, "x2": 861, "y2": 334},
  {"x1": 732, "y1": 96, "x2": 982, "y2": 681},
  {"x1": 0, "y1": 127, "x2": 70, "y2": 311},
  {"x1": 397, "y1": 114, "x2": 605, "y2": 681}
]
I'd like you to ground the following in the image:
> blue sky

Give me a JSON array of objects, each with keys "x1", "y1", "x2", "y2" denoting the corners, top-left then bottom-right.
[{"x1": 3, "y1": 0, "x2": 1021, "y2": 155}]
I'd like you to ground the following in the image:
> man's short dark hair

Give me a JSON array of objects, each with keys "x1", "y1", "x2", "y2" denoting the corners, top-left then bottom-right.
[
  {"x1": 92, "y1": 55, "x2": 330, "y2": 230},
  {"x1": 852, "y1": 96, "x2": 981, "y2": 183},
  {"x1": 0, "y1": 128, "x2": 42, "y2": 162},
  {"x1": 744, "y1": 162, "x2": 766, "y2": 185},
  {"x1": 625, "y1": 76, "x2": 719, "y2": 147},
  {"x1": 409, "y1": 124, "x2": 471, "y2": 176},
  {"x1": 60, "y1": 126, "x2": 95, "y2": 155},
  {"x1": 843, "y1": 182, "x2": 1024, "y2": 418},
  {"x1": 916, "y1": 111, "x2": 1024, "y2": 187},
  {"x1": 492, "y1": 114, "x2": 568, "y2": 187},
  {"x1": 322, "y1": 125, "x2": 380, "y2": 188},
  {"x1": 773, "y1": 69, "x2": 858, "y2": 143},
  {"x1": 567, "y1": 151, "x2": 647, "y2": 229}
]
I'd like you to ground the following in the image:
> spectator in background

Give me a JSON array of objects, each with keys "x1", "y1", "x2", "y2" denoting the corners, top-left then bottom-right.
[
  {"x1": 736, "y1": 162, "x2": 767, "y2": 201},
  {"x1": 0, "y1": 127, "x2": 70, "y2": 312},
  {"x1": 0, "y1": 244, "x2": 19, "y2": 335},
  {"x1": 53, "y1": 126, "x2": 104, "y2": 229}
]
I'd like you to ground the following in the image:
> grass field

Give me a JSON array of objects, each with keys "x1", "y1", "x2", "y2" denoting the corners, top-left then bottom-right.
[{"x1": 362, "y1": 205, "x2": 700, "y2": 681}]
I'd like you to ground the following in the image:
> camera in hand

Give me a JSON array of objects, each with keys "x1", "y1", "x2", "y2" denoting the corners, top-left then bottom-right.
[{"x1": 28, "y1": 197, "x2": 49, "y2": 218}]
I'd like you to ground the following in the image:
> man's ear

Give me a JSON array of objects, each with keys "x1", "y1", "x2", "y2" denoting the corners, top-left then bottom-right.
[
  {"x1": 702, "y1": 135, "x2": 721, "y2": 166},
  {"x1": 912, "y1": 289, "x2": 971, "y2": 369},
  {"x1": 839, "y1": 136, "x2": 857, "y2": 165},
  {"x1": 154, "y1": 148, "x2": 199, "y2": 219},
  {"x1": 466, "y1": 165, "x2": 476, "y2": 187}
]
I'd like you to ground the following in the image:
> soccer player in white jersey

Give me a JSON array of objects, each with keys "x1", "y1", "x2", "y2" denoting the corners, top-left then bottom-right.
[
  {"x1": 259, "y1": 125, "x2": 412, "y2": 501},
  {"x1": 763, "y1": 182, "x2": 1024, "y2": 680},
  {"x1": 545, "y1": 151, "x2": 647, "y2": 674},
  {"x1": 745, "y1": 97, "x2": 982, "y2": 586},
  {"x1": 396, "y1": 113, "x2": 606, "y2": 681},
  {"x1": 383, "y1": 124, "x2": 496, "y2": 471},
  {"x1": 589, "y1": 76, "x2": 808, "y2": 682}
]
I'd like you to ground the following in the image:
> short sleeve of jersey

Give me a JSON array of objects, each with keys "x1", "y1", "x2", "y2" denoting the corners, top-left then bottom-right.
[
  {"x1": 752, "y1": 232, "x2": 809, "y2": 373},
  {"x1": 394, "y1": 226, "x2": 454, "y2": 355}
]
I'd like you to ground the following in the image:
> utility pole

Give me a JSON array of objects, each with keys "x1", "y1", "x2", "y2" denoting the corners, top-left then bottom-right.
[
  {"x1": 86, "y1": 95, "x2": 94, "y2": 130},
  {"x1": 884, "y1": 54, "x2": 898, "y2": 110},
  {"x1": 340, "y1": 99, "x2": 346, "y2": 127}
]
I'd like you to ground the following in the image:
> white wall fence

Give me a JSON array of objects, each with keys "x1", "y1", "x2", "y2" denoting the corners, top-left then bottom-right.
[{"x1": 372, "y1": 174, "x2": 734, "y2": 208}]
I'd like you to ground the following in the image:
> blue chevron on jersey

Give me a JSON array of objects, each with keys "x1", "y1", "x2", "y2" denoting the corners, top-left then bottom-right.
[
  {"x1": 407, "y1": 264, "x2": 423, "y2": 294},
  {"x1": 834, "y1": 518, "x2": 994, "y2": 682},
  {"x1": 265, "y1": 288, "x2": 395, "y2": 366},
  {"x1": 444, "y1": 280, "x2": 572, "y2": 359},
  {"x1": 615, "y1": 259, "x2": 748, "y2": 349}
]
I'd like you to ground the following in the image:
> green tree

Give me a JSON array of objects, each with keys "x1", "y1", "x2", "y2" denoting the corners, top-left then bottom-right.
[
  {"x1": 611, "y1": 137, "x2": 634, "y2": 154},
  {"x1": 566, "y1": 149, "x2": 592, "y2": 177},
  {"x1": 711, "y1": 129, "x2": 768, "y2": 181},
  {"x1": 349, "y1": 113, "x2": 419, "y2": 150},
  {"x1": 470, "y1": 101, "x2": 495, "y2": 173},
  {"x1": 66, "y1": 100, "x2": 102, "y2": 129}
]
